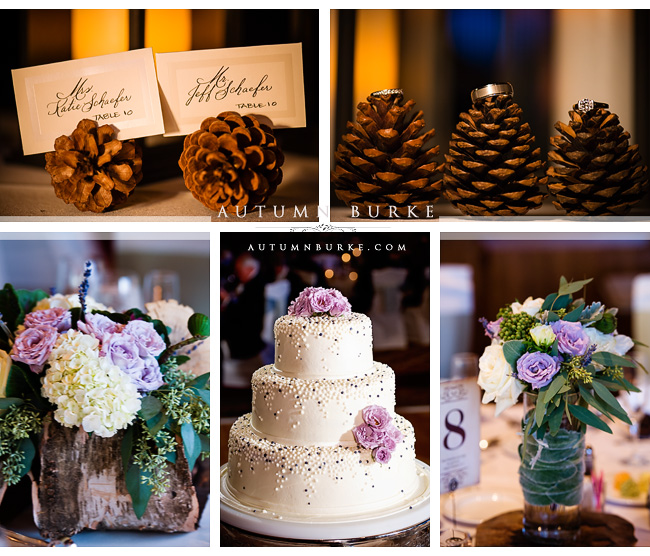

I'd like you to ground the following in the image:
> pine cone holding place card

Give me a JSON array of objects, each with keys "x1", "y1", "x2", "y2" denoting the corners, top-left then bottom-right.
[
  {"x1": 443, "y1": 93, "x2": 547, "y2": 216},
  {"x1": 44, "y1": 119, "x2": 143, "y2": 213},
  {"x1": 332, "y1": 90, "x2": 443, "y2": 217},
  {"x1": 547, "y1": 104, "x2": 649, "y2": 215},
  {"x1": 179, "y1": 112, "x2": 285, "y2": 213}
]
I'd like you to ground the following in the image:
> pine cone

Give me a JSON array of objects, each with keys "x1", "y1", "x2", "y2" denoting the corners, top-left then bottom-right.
[
  {"x1": 547, "y1": 107, "x2": 648, "y2": 215},
  {"x1": 44, "y1": 119, "x2": 142, "y2": 213},
  {"x1": 179, "y1": 112, "x2": 284, "y2": 213},
  {"x1": 443, "y1": 94, "x2": 547, "y2": 215},
  {"x1": 332, "y1": 91, "x2": 442, "y2": 217}
]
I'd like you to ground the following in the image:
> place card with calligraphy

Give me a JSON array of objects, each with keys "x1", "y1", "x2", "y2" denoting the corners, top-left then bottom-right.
[
  {"x1": 440, "y1": 378, "x2": 481, "y2": 494},
  {"x1": 155, "y1": 43, "x2": 306, "y2": 136},
  {"x1": 12, "y1": 48, "x2": 164, "y2": 156}
]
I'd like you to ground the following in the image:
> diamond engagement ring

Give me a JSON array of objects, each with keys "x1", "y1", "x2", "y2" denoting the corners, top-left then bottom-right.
[
  {"x1": 371, "y1": 88, "x2": 403, "y2": 97},
  {"x1": 573, "y1": 99, "x2": 609, "y2": 113},
  {"x1": 470, "y1": 82, "x2": 514, "y2": 103}
]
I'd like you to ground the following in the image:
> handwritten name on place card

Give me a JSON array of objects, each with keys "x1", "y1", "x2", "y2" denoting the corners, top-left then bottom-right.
[
  {"x1": 156, "y1": 43, "x2": 306, "y2": 136},
  {"x1": 12, "y1": 48, "x2": 164, "y2": 156}
]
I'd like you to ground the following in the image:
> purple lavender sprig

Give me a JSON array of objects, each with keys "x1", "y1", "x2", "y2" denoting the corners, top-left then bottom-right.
[{"x1": 78, "y1": 261, "x2": 92, "y2": 322}]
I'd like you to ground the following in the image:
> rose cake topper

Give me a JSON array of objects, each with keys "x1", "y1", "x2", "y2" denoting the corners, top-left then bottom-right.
[{"x1": 288, "y1": 287, "x2": 352, "y2": 317}]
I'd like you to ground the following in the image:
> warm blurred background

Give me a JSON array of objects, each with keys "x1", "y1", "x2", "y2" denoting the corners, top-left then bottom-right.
[
  {"x1": 331, "y1": 9, "x2": 650, "y2": 215},
  {"x1": 0, "y1": 9, "x2": 318, "y2": 217},
  {"x1": 0, "y1": 232, "x2": 209, "y2": 315},
  {"x1": 220, "y1": 232, "x2": 430, "y2": 465}
]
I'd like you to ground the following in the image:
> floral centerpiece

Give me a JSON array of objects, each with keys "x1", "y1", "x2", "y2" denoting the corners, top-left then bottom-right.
[
  {"x1": 0, "y1": 262, "x2": 210, "y2": 533},
  {"x1": 478, "y1": 276, "x2": 640, "y2": 543}
]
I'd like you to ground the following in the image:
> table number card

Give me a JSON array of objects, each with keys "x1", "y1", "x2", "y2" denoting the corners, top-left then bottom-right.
[
  {"x1": 155, "y1": 43, "x2": 306, "y2": 136},
  {"x1": 12, "y1": 48, "x2": 165, "y2": 156},
  {"x1": 440, "y1": 378, "x2": 481, "y2": 494}
]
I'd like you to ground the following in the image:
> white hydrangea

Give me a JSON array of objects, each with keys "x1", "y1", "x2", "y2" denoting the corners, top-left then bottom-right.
[
  {"x1": 42, "y1": 330, "x2": 141, "y2": 438},
  {"x1": 34, "y1": 293, "x2": 110, "y2": 313}
]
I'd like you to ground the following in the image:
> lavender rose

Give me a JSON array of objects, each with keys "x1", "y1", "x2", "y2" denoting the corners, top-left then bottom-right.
[
  {"x1": 102, "y1": 333, "x2": 145, "y2": 376},
  {"x1": 353, "y1": 423, "x2": 384, "y2": 449},
  {"x1": 288, "y1": 287, "x2": 352, "y2": 317},
  {"x1": 372, "y1": 446, "x2": 392, "y2": 464},
  {"x1": 124, "y1": 320, "x2": 166, "y2": 357},
  {"x1": 23, "y1": 308, "x2": 71, "y2": 333},
  {"x1": 551, "y1": 320, "x2": 590, "y2": 356},
  {"x1": 362, "y1": 405, "x2": 392, "y2": 430},
  {"x1": 11, "y1": 325, "x2": 59, "y2": 373},
  {"x1": 288, "y1": 294, "x2": 312, "y2": 317},
  {"x1": 310, "y1": 289, "x2": 335, "y2": 313},
  {"x1": 134, "y1": 355, "x2": 165, "y2": 391},
  {"x1": 78, "y1": 313, "x2": 124, "y2": 343},
  {"x1": 328, "y1": 290, "x2": 352, "y2": 316},
  {"x1": 516, "y1": 351, "x2": 562, "y2": 389}
]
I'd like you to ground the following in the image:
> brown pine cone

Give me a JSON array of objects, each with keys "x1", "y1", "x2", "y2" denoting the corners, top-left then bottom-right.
[
  {"x1": 547, "y1": 107, "x2": 649, "y2": 215},
  {"x1": 44, "y1": 119, "x2": 142, "y2": 213},
  {"x1": 332, "y1": 91, "x2": 443, "y2": 217},
  {"x1": 179, "y1": 112, "x2": 284, "y2": 213},
  {"x1": 443, "y1": 94, "x2": 547, "y2": 216}
]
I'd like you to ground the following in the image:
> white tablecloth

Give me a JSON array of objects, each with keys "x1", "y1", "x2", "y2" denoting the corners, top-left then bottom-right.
[{"x1": 440, "y1": 404, "x2": 650, "y2": 546}]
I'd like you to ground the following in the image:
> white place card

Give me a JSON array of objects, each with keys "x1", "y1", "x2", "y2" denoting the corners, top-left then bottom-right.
[
  {"x1": 440, "y1": 378, "x2": 481, "y2": 494},
  {"x1": 156, "y1": 43, "x2": 306, "y2": 136},
  {"x1": 12, "y1": 48, "x2": 165, "y2": 156}
]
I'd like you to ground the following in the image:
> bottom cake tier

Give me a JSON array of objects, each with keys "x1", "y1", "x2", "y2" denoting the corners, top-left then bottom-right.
[{"x1": 226, "y1": 413, "x2": 420, "y2": 517}]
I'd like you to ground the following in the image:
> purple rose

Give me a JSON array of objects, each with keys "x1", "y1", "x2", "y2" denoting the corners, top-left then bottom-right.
[
  {"x1": 11, "y1": 325, "x2": 58, "y2": 373},
  {"x1": 385, "y1": 423, "x2": 404, "y2": 445},
  {"x1": 78, "y1": 313, "x2": 124, "y2": 343},
  {"x1": 23, "y1": 308, "x2": 71, "y2": 333},
  {"x1": 551, "y1": 320, "x2": 590, "y2": 356},
  {"x1": 102, "y1": 333, "x2": 145, "y2": 376},
  {"x1": 288, "y1": 287, "x2": 352, "y2": 317},
  {"x1": 123, "y1": 320, "x2": 166, "y2": 357},
  {"x1": 353, "y1": 423, "x2": 384, "y2": 449},
  {"x1": 362, "y1": 405, "x2": 392, "y2": 430},
  {"x1": 516, "y1": 351, "x2": 561, "y2": 389},
  {"x1": 372, "y1": 446, "x2": 392, "y2": 464},
  {"x1": 134, "y1": 356, "x2": 165, "y2": 391}
]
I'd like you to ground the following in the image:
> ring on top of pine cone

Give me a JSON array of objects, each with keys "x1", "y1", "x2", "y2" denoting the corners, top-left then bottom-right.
[
  {"x1": 370, "y1": 88, "x2": 403, "y2": 97},
  {"x1": 470, "y1": 82, "x2": 514, "y2": 103},
  {"x1": 573, "y1": 99, "x2": 609, "y2": 113}
]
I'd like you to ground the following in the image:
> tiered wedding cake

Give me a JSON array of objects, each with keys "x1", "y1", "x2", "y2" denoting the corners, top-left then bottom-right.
[{"x1": 225, "y1": 287, "x2": 423, "y2": 518}]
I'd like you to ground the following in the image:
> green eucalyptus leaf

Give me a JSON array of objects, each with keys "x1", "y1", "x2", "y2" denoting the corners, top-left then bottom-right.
[
  {"x1": 180, "y1": 422, "x2": 202, "y2": 471},
  {"x1": 147, "y1": 412, "x2": 168, "y2": 436},
  {"x1": 578, "y1": 385, "x2": 614, "y2": 422},
  {"x1": 193, "y1": 388, "x2": 210, "y2": 406},
  {"x1": 125, "y1": 464, "x2": 153, "y2": 519},
  {"x1": 563, "y1": 303, "x2": 585, "y2": 322},
  {"x1": 503, "y1": 340, "x2": 526, "y2": 370},
  {"x1": 17, "y1": 437, "x2": 36, "y2": 479},
  {"x1": 568, "y1": 404, "x2": 612, "y2": 434},
  {"x1": 592, "y1": 380, "x2": 632, "y2": 424},
  {"x1": 138, "y1": 395, "x2": 163, "y2": 421},
  {"x1": 547, "y1": 312, "x2": 560, "y2": 323},
  {"x1": 0, "y1": 397, "x2": 24, "y2": 410},
  {"x1": 591, "y1": 351, "x2": 636, "y2": 368},
  {"x1": 558, "y1": 277, "x2": 593, "y2": 296},
  {"x1": 189, "y1": 373, "x2": 210, "y2": 390},
  {"x1": 544, "y1": 374, "x2": 566, "y2": 404},
  {"x1": 199, "y1": 433, "x2": 210, "y2": 455}
]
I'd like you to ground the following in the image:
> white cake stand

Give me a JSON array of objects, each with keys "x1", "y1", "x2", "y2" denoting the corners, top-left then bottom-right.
[{"x1": 220, "y1": 460, "x2": 430, "y2": 545}]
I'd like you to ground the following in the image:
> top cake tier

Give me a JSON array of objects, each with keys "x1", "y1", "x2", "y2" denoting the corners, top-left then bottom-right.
[{"x1": 273, "y1": 313, "x2": 373, "y2": 377}]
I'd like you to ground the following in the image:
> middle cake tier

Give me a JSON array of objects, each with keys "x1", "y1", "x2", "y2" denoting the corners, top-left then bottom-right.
[{"x1": 251, "y1": 363, "x2": 396, "y2": 445}]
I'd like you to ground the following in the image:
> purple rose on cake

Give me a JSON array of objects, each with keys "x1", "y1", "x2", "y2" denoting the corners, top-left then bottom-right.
[
  {"x1": 23, "y1": 307, "x2": 71, "y2": 333},
  {"x1": 352, "y1": 404, "x2": 403, "y2": 463},
  {"x1": 288, "y1": 287, "x2": 352, "y2": 317},
  {"x1": 372, "y1": 446, "x2": 392, "y2": 464},
  {"x1": 353, "y1": 423, "x2": 384, "y2": 449},
  {"x1": 11, "y1": 325, "x2": 59, "y2": 373},
  {"x1": 362, "y1": 405, "x2": 392, "y2": 430}
]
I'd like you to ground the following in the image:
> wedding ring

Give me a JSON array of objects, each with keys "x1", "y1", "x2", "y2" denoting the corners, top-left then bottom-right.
[
  {"x1": 371, "y1": 88, "x2": 403, "y2": 97},
  {"x1": 470, "y1": 82, "x2": 514, "y2": 103},
  {"x1": 573, "y1": 99, "x2": 609, "y2": 113}
]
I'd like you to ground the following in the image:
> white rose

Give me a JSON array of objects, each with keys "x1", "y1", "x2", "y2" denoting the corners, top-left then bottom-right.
[
  {"x1": 478, "y1": 344, "x2": 525, "y2": 416},
  {"x1": 614, "y1": 334, "x2": 634, "y2": 356},
  {"x1": 530, "y1": 324, "x2": 556, "y2": 348},
  {"x1": 583, "y1": 327, "x2": 616, "y2": 353},
  {"x1": 0, "y1": 349, "x2": 11, "y2": 398},
  {"x1": 511, "y1": 296, "x2": 545, "y2": 317}
]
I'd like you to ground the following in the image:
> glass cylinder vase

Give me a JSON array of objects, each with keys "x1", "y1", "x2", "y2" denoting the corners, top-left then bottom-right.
[{"x1": 519, "y1": 392, "x2": 584, "y2": 544}]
